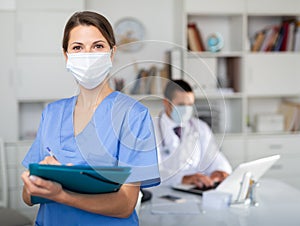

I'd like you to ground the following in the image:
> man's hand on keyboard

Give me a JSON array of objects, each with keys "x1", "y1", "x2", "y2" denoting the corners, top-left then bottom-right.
[
  {"x1": 182, "y1": 170, "x2": 229, "y2": 189},
  {"x1": 182, "y1": 173, "x2": 215, "y2": 189},
  {"x1": 210, "y1": 170, "x2": 229, "y2": 183}
]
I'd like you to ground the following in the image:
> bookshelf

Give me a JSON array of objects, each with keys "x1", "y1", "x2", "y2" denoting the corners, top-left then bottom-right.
[
  {"x1": 182, "y1": 9, "x2": 245, "y2": 135},
  {"x1": 183, "y1": 0, "x2": 300, "y2": 134},
  {"x1": 182, "y1": 0, "x2": 300, "y2": 188}
]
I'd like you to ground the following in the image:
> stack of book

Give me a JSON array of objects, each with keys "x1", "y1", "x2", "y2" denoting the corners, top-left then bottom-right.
[
  {"x1": 251, "y1": 19, "x2": 300, "y2": 52},
  {"x1": 130, "y1": 65, "x2": 169, "y2": 95}
]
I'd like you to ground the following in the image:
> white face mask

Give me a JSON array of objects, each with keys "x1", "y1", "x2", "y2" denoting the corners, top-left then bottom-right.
[
  {"x1": 66, "y1": 52, "x2": 112, "y2": 89},
  {"x1": 171, "y1": 105, "x2": 193, "y2": 124}
]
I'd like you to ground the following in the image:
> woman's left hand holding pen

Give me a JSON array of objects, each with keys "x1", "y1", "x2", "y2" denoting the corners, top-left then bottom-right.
[
  {"x1": 39, "y1": 147, "x2": 61, "y2": 165},
  {"x1": 39, "y1": 155, "x2": 61, "y2": 165}
]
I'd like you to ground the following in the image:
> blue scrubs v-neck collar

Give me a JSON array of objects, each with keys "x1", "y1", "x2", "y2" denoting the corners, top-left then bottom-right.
[
  {"x1": 59, "y1": 92, "x2": 118, "y2": 165},
  {"x1": 71, "y1": 91, "x2": 118, "y2": 138}
]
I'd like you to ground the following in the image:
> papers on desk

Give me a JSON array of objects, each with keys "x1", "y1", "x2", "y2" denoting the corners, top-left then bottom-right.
[{"x1": 151, "y1": 200, "x2": 202, "y2": 215}]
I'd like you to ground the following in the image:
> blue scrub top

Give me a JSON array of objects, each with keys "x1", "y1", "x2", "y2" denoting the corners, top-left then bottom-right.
[{"x1": 22, "y1": 91, "x2": 160, "y2": 226}]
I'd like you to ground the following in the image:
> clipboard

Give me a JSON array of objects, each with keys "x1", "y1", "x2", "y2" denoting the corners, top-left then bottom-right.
[{"x1": 29, "y1": 163, "x2": 131, "y2": 204}]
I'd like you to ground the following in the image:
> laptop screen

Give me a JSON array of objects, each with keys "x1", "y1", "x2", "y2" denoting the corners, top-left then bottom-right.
[{"x1": 216, "y1": 154, "x2": 280, "y2": 201}]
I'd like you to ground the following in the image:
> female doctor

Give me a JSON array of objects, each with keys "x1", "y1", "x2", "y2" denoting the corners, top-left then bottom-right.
[
  {"x1": 21, "y1": 11, "x2": 160, "y2": 226},
  {"x1": 156, "y1": 79, "x2": 231, "y2": 188}
]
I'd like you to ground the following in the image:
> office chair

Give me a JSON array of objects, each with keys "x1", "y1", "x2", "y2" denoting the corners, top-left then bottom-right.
[{"x1": 0, "y1": 138, "x2": 32, "y2": 226}]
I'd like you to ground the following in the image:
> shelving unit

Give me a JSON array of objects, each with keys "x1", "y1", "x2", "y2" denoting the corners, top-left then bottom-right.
[
  {"x1": 182, "y1": 2, "x2": 245, "y2": 137},
  {"x1": 182, "y1": 0, "x2": 300, "y2": 187}
]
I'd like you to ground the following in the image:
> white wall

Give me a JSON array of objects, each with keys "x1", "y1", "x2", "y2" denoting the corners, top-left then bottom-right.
[
  {"x1": 86, "y1": 0, "x2": 182, "y2": 93},
  {"x1": 0, "y1": 11, "x2": 18, "y2": 141},
  {"x1": 86, "y1": 0, "x2": 176, "y2": 42}
]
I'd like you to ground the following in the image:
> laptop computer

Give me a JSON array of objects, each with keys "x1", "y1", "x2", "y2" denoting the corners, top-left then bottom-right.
[{"x1": 172, "y1": 154, "x2": 280, "y2": 200}]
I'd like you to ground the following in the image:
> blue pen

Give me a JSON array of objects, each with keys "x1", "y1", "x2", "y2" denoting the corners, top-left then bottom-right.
[{"x1": 46, "y1": 147, "x2": 58, "y2": 161}]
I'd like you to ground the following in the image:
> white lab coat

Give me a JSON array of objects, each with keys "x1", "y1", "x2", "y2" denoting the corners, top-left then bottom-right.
[{"x1": 154, "y1": 112, "x2": 232, "y2": 186}]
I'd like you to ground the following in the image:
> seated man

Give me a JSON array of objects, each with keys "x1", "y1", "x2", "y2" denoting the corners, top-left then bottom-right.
[{"x1": 155, "y1": 79, "x2": 232, "y2": 188}]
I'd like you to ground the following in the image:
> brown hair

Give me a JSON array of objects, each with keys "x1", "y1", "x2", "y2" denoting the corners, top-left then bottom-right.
[{"x1": 62, "y1": 11, "x2": 116, "y2": 52}]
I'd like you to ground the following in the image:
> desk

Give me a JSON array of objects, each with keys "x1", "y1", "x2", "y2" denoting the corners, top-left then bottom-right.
[{"x1": 139, "y1": 179, "x2": 300, "y2": 226}]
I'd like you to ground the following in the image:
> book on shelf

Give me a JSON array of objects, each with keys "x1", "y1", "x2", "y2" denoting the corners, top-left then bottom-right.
[
  {"x1": 226, "y1": 58, "x2": 240, "y2": 93},
  {"x1": 131, "y1": 68, "x2": 154, "y2": 95},
  {"x1": 278, "y1": 101, "x2": 300, "y2": 132},
  {"x1": 259, "y1": 26, "x2": 278, "y2": 52},
  {"x1": 187, "y1": 23, "x2": 205, "y2": 52},
  {"x1": 150, "y1": 66, "x2": 169, "y2": 95},
  {"x1": 267, "y1": 27, "x2": 280, "y2": 51},
  {"x1": 287, "y1": 21, "x2": 296, "y2": 51},
  {"x1": 293, "y1": 21, "x2": 300, "y2": 51},
  {"x1": 278, "y1": 19, "x2": 297, "y2": 52},
  {"x1": 147, "y1": 65, "x2": 158, "y2": 95},
  {"x1": 130, "y1": 65, "x2": 166, "y2": 95},
  {"x1": 166, "y1": 49, "x2": 182, "y2": 80},
  {"x1": 272, "y1": 25, "x2": 284, "y2": 51},
  {"x1": 251, "y1": 30, "x2": 265, "y2": 52},
  {"x1": 279, "y1": 21, "x2": 290, "y2": 51}
]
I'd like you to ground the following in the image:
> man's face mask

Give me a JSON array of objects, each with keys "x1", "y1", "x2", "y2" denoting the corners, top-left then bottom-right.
[
  {"x1": 171, "y1": 105, "x2": 194, "y2": 124},
  {"x1": 66, "y1": 52, "x2": 112, "y2": 89}
]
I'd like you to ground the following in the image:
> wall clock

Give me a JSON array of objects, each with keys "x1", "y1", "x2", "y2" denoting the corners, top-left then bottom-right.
[{"x1": 114, "y1": 17, "x2": 145, "y2": 52}]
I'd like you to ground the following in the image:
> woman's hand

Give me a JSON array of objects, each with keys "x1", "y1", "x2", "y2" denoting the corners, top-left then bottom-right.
[
  {"x1": 39, "y1": 156, "x2": 61, "y2": 165},
  {"x1": 21, "y1": 170, "x2": 63, "y2": 205}
]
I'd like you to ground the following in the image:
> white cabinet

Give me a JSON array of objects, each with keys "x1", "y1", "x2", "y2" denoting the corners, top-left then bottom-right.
[
  {"x1": 216, "y1": 135, "x2": 245, "y2": 168},
  {"x1": 5, "y1": 141, "x2": 38, "y2": 221},
  {"x1": 246, "y1": 134, "x2": 300, "y2": 188},
  {"x1": 15, "y1": 1, "x2": 83, "y2": 99},
  {"x1": 16, "y1": 56, "x2": 77, "y2": 100},
  {"x1": 246, "y1": 0, "x2": 300, "y2": 15},
  {"x1": 15, "y1": 0, "x2": 84, "y2": 11},
  {"x1": 0, "y1": 0, "x2": 15, "y2": 10},
  {"x1": 185, "y1": 0, "x2": 244, "y2": 14},
  {"x1": 245, "y1": 54, "x2": 300, "y2": 96},
  {"x1": 16, "y1": 12, "x2": 71, "y2": 54},
  {"x1": 183, "y1": 57, "x2": 217, "y2": 95}
]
